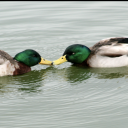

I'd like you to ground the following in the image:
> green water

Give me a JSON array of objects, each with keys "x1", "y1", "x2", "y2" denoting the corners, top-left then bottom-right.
[{"x1": 1, "y1": 1, "x2": 128, "y2": 128}]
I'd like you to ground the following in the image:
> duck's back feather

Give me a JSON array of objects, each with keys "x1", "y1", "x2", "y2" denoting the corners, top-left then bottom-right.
[{"x1": 0, "y1": 50, "x2": 18, "y2": 66}]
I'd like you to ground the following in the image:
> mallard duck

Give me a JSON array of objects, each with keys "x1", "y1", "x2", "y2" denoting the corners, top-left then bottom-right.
[
  {"x1": 52, "y1": 37, "x2": 128, "y2": 68},
  {"x1": 0, "y1": 49, "x2": 52, "y2": 76}
]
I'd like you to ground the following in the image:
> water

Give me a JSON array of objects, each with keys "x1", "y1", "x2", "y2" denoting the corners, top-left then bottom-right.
[{"x1": 1, "y1": 1, "x2": 128, "y2": 128}]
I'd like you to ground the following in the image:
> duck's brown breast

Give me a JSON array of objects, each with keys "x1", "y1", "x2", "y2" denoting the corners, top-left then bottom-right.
[{"x1": 13, "y1": 62, "x2": 31, "y2": 75}]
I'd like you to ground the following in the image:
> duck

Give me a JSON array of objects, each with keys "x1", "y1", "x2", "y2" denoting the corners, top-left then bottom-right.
[
  {"x1": 52, "y1": 37, "x2": 128, "y2": 68},
  {"x1": 0, "y1": 49, "x2": 52, "y2": 76}
]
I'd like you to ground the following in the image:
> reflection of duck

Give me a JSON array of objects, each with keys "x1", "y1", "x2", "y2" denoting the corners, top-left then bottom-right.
[
  {"x1": 0, "y1": 49, "x2": 52, "y2": 76},
  {"x1": 61, "y1": 66, "x2": 91, "y2": 83},
  {"x1": 0, "y1": 67, "x2": 52, "y2": 93},
  {"x1": 50, "y1": 66, "x2": 128, "y2": 83},
  {"x1": 89, "y1": 67, "x2": 128, "y2": 79},
  {"x1": 53, "y1": 37, "x2": 128, "y2": 68},
  {"x1": 0, "y1": 66, "x2": 128, "y2": 94}
]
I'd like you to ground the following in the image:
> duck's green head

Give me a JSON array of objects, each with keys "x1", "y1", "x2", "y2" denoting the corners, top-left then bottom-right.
[
  {"x1": 53, "y1": 44, "x2": 91, "y2": 65},
  {"x1": 14, "y1": 49, "x2": 52, "y2": 67}
]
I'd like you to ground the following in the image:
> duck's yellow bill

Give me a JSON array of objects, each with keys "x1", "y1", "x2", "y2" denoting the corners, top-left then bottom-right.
[
  {"x1": 39, "y1": 57, "x2": 52, "y2": 65},
  {"x1": 52, "y1": 55, "x2": 67, "y2": 65}
]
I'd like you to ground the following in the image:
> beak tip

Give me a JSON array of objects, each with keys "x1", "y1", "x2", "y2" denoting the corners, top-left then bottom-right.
[{"x1": 51, "y1": 62, "x2": 54, "y2": 65}]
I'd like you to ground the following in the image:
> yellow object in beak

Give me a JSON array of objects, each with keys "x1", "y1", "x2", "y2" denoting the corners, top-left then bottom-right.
[
  {"x1": 52, "y1": 55, "x2": 67, "y2": 65},
  {"x1": 39, "y1": 57, "x2": 52, "y2": 65}
]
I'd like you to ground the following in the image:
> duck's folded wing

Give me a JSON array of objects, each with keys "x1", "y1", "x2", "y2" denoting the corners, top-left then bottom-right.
[
  {"x1": 92, "y1": 37, "x2": 128, "y2": 57},
  {"x1": 97, "y1": 44, "x2": 128, "y2": 57},
  {"x1": 0, "y1": 50, "x2": 16, "y2": 65},
  {"x1": 0, "y1": 56, "x2": 6, "y2": 64}
]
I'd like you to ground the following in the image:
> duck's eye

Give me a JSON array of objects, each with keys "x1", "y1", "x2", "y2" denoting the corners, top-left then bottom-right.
[
  {"x1": 33, "y1": 55, "x2": 36, "y2": 57},
  {"x1": 68, "y1": 52, "x2": 75, "y2": 55}
]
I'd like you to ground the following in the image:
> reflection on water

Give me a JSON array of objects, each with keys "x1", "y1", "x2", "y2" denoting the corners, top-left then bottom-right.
[
  {"x1": 15, "y1": 70, "x2": 45, "y2": 93},
  {"x1": 0, "y1": 65, "x2": 128, "y2": 94},
  {"x1": 90, "y1": 66, "x2": 128, "y2": 79},
  {"x1": 0, "y1": 68, "x2": 49, "y2": 94},
  {"x1": 51, "y1": 65, "x2": 128, "y2": 83},
  {"x1": 52, "y1": 66, "x2": 92, "y2": 84}
]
